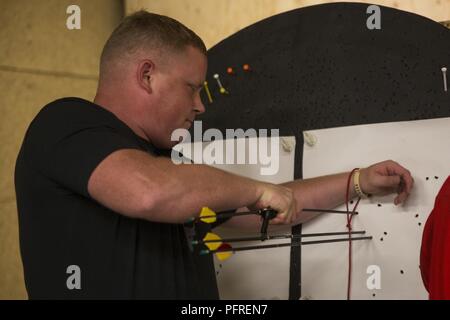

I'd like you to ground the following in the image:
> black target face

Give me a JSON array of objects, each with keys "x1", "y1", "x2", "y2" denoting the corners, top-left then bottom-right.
[{"x1": 199, "y1": 3, "x2": 449, "y2": 157}]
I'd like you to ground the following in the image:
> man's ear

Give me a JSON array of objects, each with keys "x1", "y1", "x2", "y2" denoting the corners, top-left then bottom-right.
[{"x1": 137, "y1": 60, "x2": 155, "y2": 94}]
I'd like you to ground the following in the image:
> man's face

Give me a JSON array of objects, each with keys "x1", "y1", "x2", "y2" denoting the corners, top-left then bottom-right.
[{"x1": 142, "y1": 45, "x2": 207, "y2": 149}]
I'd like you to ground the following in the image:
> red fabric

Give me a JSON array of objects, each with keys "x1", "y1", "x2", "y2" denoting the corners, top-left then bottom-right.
[{"x1": 420, "y1": 176, "x2": 450, "y2": 300}]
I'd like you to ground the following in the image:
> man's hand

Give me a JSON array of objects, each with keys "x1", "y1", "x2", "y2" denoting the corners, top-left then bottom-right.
[
  {"x1": 252, "y1": 183, "x2": 297, "y2": 224},
  {"x1": 359, "y1": 160, "x2": 414, "y2": 205}
]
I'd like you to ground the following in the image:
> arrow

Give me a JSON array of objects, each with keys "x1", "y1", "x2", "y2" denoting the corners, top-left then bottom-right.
[
  {"x1": 188, "y1": 207, "x2": 358, "y2": 224},
  {"x1": 192, "y1": 230, "x2": 367, "y2": 245},
  {"x1": 199, "y1": 236, "x2": 373, "y2": 256},
  {"x1": 201, "y1": 232, "x2": 233, "y2": 261}
]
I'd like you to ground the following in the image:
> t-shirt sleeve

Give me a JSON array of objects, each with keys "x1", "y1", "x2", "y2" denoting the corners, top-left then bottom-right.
[{"x1": 24, "y1": 124, "x2": 142, "y2": 199}]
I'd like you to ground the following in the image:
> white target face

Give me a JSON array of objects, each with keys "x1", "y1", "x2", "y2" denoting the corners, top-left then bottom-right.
[
  {"x1": 301, "y1": 117, "x2": 450, "y2": 300},
  {"x1": 178, "y1": 118, "x2": 450, "y2": 299}
]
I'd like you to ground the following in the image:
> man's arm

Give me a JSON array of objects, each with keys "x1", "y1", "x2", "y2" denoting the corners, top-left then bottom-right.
[
  {"x1": 220, "y1": 172, "x2": 355, "y2": 230},
  {"x1": 221, "y1": 160, "x2": 414, "y2": 230},
  {"x1": 287, "y1": 160, "x2": 413, "y2": 209},
  {"x1": 87, "y1": 149, "x2": 296, "y2": 224}
]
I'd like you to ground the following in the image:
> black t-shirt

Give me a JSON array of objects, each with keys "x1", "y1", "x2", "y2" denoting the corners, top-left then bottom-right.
[{"x1": 14, "y1": 97, "x2": 219, "y2": 299}]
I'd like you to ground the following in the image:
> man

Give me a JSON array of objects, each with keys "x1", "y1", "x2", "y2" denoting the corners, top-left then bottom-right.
[{"x1": 15, "y1": 11, "x2": 413, "y2": 299}]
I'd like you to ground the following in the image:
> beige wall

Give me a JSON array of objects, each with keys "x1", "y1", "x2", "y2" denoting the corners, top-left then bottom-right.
[
  {"x1": 1, "y1": 0, "x2": 449, "y2": 300},
  {"x1": 126, "y1": 0, "x2": 450, "y2": 49},
  {"x1": 0, "y1": 0, "x2": 123, "y2": 299}
]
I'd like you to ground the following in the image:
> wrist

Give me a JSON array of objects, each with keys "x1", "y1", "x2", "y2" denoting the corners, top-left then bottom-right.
[
  {"x1": 353, "y1": 168, "x2": 370, "y2": 198},
  {"x1": 251, "y1": 181, "x2": 266, "y2": 208}
]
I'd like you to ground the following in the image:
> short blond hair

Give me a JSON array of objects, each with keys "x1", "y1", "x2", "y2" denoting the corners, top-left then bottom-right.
[{"x1": 99, "y1": 10, "x2": 206, "y2": 76}]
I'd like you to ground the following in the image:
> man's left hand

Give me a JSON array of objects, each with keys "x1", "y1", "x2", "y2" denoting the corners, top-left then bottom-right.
[{"x1": 359, "y1": 160, "x2": 414, "y2": 205}]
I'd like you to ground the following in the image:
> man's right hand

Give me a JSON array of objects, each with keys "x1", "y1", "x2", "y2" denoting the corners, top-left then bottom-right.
[{"x1": 252, "y1": 183, "x2": 297, "y2": 224}]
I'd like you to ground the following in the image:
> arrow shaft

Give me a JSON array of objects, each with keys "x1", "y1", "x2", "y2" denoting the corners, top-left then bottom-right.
[
  {"x1": 303, "y1": 208, "x2": 358, "y2": 215},
  {"x1": 201, "y1": 236, "x2": 372, "y2": 254},
  {"x1": 195, "y1": 208, "x2": 358, "y2": 221},
  {"x1": 198, "y1": 230, "x2": 366, "y2": 244}
]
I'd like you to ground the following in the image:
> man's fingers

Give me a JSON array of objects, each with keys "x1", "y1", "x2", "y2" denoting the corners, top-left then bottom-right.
[
  {"x1": 256, "y1": 184, "x2": 296, "y2": 225},
  {"x1": 394, "y1": 176, "x2": 412, "y2": 205},
  {"x1": 394, "y1": 192, "x2": 408, "y2": 205},
  {"x1": 390, "y1": 165, "x2": 414, "y2": 204},
  {"x1": 379, "y1": 171, "x2": 413, "y2": 191},
  {"x1": 271, "y1": 212, "x2": 289, "y2": 224},
  {"x1": 387, "y1": 162, "x2": 414, "y2": 192},
  {"x1": 400, "y1": 172, "x2": 414, "y2": 194},
  {"x1": 272, "y1": 201, "x2": 295, "y2": 224},
  {"x1": 271, "y1": 216, "x2": 286, "y2": 224}
]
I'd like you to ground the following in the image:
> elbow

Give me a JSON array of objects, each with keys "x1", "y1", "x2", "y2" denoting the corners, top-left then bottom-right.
[
  {"x1": 132, "y1": 188, "x2": 184, "y2": 223},
  {"x1": 131, "y1": 190, "x2": 159, "y2": 220}
]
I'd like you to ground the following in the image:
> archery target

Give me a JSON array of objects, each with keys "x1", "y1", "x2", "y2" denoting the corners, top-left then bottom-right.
[{"x1": 194, "y1": 2, "x2": 449, "y2": 299}]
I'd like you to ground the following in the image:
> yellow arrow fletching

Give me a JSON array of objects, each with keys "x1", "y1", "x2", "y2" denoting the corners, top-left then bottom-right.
[
  {"x1": 203, "y1": 232, "x2": 222, "y2": 251},
  {"x1": 200, "y1": 207, "x2": 216, "y2": 223},
  {"x1": 202, "y1": 233, "x2": 232, "y2": 261},
  {"x1": 216, "y1": 243, "x2": 232, "y2": 261}
]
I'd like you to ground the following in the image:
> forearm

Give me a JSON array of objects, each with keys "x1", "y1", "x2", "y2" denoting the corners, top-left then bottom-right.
[
  {"x1": 283, "y1": 171, "x2": 357, "y2": 210},
  {"x1": 221, "y1": 158, "x2": 415, "y2": 230},
  {"x1": 221, "y1": 172, "x2": 358, "y2": 230},
  {"x1": 144, "y1": 157, "x2": 262, "y2": 223}
]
